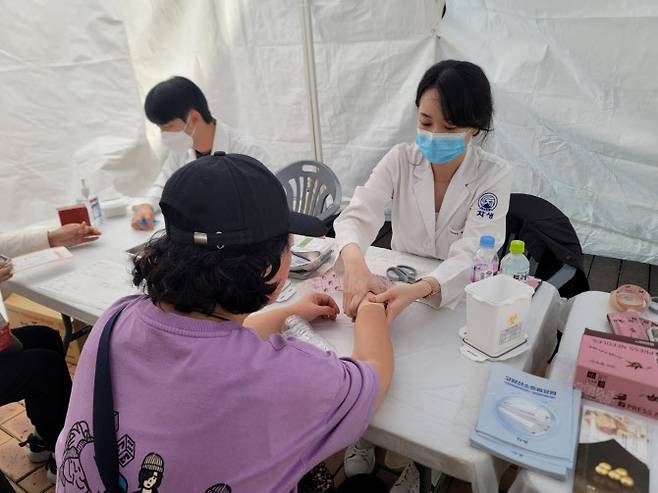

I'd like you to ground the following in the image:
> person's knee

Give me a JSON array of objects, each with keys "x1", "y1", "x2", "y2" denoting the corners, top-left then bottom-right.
[
  {"x1": 33, "y1": 326, "x2": 65, "y2": 354},
  {"x1": 21, "y1": 349, "x2": 69, "y2": 383}
]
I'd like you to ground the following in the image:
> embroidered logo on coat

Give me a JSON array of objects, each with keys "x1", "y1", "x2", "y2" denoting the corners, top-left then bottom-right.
[{"x1": 476, "y1": 192, "x2": 498, "y2": 219}]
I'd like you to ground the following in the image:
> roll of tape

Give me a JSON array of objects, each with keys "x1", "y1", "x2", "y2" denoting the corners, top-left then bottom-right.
[
  {"x1": 650, "y1": 296, "x2": 658, "y2": 314},
  {"x1": 609, "y1": 284, "x2": 651, "y2": 312}
]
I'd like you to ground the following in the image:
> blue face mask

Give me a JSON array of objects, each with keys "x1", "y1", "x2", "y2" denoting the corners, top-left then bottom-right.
[{"x1": 415, "y1": 129, "x2": 466, "y2": 165}]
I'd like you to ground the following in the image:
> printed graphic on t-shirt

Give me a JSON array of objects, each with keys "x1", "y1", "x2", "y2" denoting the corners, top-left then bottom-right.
[
  {"x1": 204, "y1": 483, "x2": 232, "y2": 493},
  {"x1": 59, "y1": 420, "x2": 95, "y2": 492},
  {"x1": 59, "y1": 414, "x2": 233, "y2": 492},
  {"x1": 132, "y1": 452, "x2": 165, "y2": 492}
]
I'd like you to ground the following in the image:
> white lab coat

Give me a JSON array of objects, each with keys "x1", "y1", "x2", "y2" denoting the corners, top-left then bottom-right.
[
  {"x1": 138, "y1": 120, "x2": 270, "y2": 210},
  {"x1": 334, "y1": 142, "x2": 512, "y2": 308},
  {"x1": 0, "y1": 229, "x2": 50, "y2": 258}
]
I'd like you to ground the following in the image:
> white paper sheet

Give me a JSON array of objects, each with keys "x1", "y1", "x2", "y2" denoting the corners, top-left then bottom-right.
[
  {"x1": 39, "y1": 260, "x2": 137, "y2": 312},
  {"x1": 11, "y1": 247, "x2": 73, "y2": 273}
]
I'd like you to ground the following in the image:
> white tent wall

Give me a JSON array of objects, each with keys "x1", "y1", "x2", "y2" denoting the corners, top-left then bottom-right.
[
  {"x1": 120, "y1": 0, "x2": 314, "y2": 171},
  {"x1": 0, "y1": 1, "x2": 156, "y2": 231},
  {"x1": 310, "y1": 0, "x2": 441, "y2": 191},
  {"x1": 0, "y1": 0, "x2": 441, "y2": 232},
  {"x1": 2, "y1": 0, "x2": 656, "y2": 265},
  {"x1": 437, "y1": 0, "x2": 658, "y2": 264}
]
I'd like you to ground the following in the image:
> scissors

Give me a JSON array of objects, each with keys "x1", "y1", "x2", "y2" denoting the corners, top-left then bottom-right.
[{"x1": 386, "y1": 265, "x2": 417, "y2": 284}]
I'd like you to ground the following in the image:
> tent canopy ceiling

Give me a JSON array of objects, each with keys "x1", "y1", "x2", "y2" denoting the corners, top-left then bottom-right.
[{"x1": 0, "y1": 0, "x2": 655, "y2": 263}]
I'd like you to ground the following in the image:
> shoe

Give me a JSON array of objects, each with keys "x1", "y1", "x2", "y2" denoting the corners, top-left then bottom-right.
[
  {"x1": 18, "y1": 433, "x2": 51, "y2": 463},
  {"x1": 46, "y1": 454, "x2": 57, "y2": 484},
  {"x1": 390, "y1": 463, "x2": 420, "y2": 493},
  {"x1": 343, "y1": 441, "x2": 375, "y2": 477}
]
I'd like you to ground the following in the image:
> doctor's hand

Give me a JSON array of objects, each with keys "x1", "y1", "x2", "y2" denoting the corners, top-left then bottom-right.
[
  {"x1": 372, "y1": 282, "x2": 432, "y2": 323},
  {"x1": 131, "y1": 204, "x2": 156, "y2": 230},
  {"x1": 341, "y1": 244, "x2": 385, "y2": 318},
  {"x1": 291, "y1": 293, "x2": 340, "y2": 322},
  {"x1": 48, "y1": 223, "x2": 102, "y2": 248},
  {"x1": 0, "y1": 261, "x2": 13, "y2": 284}
]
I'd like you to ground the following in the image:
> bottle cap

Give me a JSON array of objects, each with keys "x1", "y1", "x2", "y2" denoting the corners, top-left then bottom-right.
[
  {"x1": 510, "y1": 240, "x2": 525, "y2": 254},
  {"x1": 479, "y1": 235, "x2": 495, "y2": 248}
]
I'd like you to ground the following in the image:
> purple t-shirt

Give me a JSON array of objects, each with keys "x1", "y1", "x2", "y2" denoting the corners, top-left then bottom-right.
[{"x1": 55, "y1": 295, "x2": 378, "y2": 493}]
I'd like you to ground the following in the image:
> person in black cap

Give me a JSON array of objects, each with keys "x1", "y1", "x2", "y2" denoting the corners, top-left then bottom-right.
[{"x1": 56, "y1": 152, "x2": 395, "y2": 492}]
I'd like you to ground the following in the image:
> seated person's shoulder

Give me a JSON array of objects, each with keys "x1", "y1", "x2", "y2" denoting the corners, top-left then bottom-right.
[
  {"x1": 387, "y1": 142, "x2": 423, "y2": 165},
  {"x1": 473, "y1": 146, "x2": 512, "y2": 177}
]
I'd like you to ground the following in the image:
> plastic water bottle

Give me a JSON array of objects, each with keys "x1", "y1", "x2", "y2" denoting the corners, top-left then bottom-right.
[
  {"x1": 500, "y1": 240, "x2": 530, "y2": 283},
  {"x1": 79, "y1": 178, "x2": 103, "y2": 225},
  {"x1": 283, "y1": 315, "x2": 335, "y2": 352},
  {"x1": 471, "y1": 235, "x2": 499, "y2": 282}
]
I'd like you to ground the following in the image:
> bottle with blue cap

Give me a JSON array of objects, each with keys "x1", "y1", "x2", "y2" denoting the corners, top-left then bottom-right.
[
  {"x1": 500, "y1": 240, "x2": 530, "y2": 283},
  {"x1": 471, "y1": 235, "x2": 499, "y2": 282}
]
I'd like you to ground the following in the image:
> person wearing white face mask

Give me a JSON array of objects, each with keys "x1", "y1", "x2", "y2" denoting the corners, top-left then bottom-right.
[
  {"x1": 131, "y1": 76, "x2": 270, "y2": 230},
  {"x1": 335, "y1": 61, "x2": 512, "y2": 492}
]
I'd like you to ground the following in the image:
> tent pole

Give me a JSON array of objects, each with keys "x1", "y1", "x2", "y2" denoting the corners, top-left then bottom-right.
[{"x1": 301, "y1": 0, "x2": 323, "y2": 162}]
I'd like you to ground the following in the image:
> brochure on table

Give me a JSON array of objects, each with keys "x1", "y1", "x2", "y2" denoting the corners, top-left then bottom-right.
[
  {"x1": 573, "y1": 404, "x2": 649, "y2": 492},
  {"x1": 471, "y1": 363, "x2": 582, "y2": 479}
]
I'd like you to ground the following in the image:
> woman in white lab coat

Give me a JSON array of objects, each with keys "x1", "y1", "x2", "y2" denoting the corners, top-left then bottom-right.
[
  {"x1": 337, "y1": 60, "x2": 513, "y2": 490},
  {"x1": 336, "y1": 60, "x2": 512, "y2": 322}
]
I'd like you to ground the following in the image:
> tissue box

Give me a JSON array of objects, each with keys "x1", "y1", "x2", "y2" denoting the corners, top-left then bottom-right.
[{"x1": 574, "y1": 329, "x2": 658, "y2": 420}]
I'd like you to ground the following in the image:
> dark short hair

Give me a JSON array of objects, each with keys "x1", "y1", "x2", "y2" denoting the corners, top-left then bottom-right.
[
  {"x1": 132, "y1": 231, "x2": 289, "y2": 316},
  {"x1": 138, "y1": 469, "x2": 162, "y2": 489},
  {"x1": 415, "y1": 60, "x2": 493, "y2": 135},
  {"x1": 144, "y1": 76, "x2": 213, "y2": 125}
]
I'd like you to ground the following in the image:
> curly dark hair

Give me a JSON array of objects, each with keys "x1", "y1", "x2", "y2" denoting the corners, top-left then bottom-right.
[{"x1": 132, "y1": 231, "x2": 289, "y2": 315}]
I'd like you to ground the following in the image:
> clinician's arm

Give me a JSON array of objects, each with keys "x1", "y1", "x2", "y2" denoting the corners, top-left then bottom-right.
[
  {"x1": 334, "y1": 146, "x2": 400, "y2": 317},
  {"x1": 0, "y1": 223, "x2": 101, "y2": 259},
  {"x1": 374, "y1": 165, "x2": 512, "y2": 316},
  {"x1": 131, "y1": 151, "x2": 186, "y2": 230},
  {"x1": 0, "y1": 230, "x2": 50, "y2": 258},
  {"x1": 425, "y1": 165, "x2": 513, "y2": 308}
]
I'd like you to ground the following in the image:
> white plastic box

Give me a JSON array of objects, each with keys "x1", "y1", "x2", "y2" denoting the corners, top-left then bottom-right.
[{"x1": 463, "y1": 275, "x2": 534, "y2": 358}]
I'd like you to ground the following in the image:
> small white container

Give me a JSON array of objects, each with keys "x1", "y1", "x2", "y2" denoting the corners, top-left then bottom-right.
[
  {"x1": 463, "y1": 275, "x2": 534, "y2": 358},
  {"x1": 100, "y1": 197, "x2": 129, "y2": 218}
]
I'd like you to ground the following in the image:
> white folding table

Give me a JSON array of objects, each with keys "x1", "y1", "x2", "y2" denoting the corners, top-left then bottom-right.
[{"x1": 3, "y1": 216, "x2": 563, "y2": 493}]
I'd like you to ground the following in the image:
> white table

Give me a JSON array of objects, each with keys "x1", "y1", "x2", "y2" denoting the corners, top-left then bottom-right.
[
  {"x1": 3, "y1": 217, "x2": 563, "y2": 493},
  {"x1": 509, "y1": 291, "x2": 658, "y2": 493}
]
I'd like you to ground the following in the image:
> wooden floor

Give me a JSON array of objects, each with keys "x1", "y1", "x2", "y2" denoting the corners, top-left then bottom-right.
[
  {"x1": 584, "y1": 254, "x2": 658, "y2": 295},
  {"x1": 372, "y1": 222, "x2": 658, "y2": 296}
]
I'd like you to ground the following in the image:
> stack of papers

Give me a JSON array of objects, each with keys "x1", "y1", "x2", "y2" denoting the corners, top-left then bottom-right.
[
  {"x1": 471, "y1": 363, "x2": 582, "y2": 479},
  {"x1": 290, "y1": 236, "x2": 333, "y2": 272}
]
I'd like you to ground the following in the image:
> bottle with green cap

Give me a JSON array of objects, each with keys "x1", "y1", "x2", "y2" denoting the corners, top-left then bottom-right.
[{"x1": 500, "y1": 239, "x2": 530, "y2": 283}]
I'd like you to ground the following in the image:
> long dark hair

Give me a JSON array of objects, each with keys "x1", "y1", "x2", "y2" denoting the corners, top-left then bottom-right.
[{"x1": 416, "y1": 60, "x2": 493, "y2": 136}]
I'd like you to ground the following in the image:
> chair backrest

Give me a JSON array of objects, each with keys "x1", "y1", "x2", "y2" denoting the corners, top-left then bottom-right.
[
  {"x1": 275, "y1": 160, "x2": 342, "y2": 221},
  {"x1": 501, "y1": 193, "x2": 589, "y2": 297}
]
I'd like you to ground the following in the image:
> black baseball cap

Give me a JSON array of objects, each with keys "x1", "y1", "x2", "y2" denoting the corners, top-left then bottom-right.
[{"x1": 160, "y1": 152, "x2": 327, "y2": 247}]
